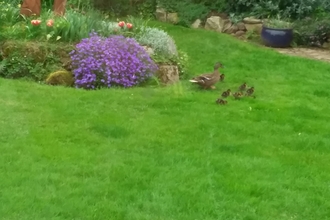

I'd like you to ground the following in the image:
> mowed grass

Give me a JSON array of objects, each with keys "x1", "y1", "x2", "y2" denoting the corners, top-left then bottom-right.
[{"x1": 1, "y1": 22, "x2": 330, "y2": 220}]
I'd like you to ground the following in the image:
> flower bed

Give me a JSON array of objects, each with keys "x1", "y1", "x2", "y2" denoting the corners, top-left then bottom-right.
[{"x1": 0, "y1": 6, "x2": 189, "y2": 89}]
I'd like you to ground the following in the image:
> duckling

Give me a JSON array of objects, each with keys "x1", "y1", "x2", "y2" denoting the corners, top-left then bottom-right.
[
  {"x1": 233, "y1": 91, "x2": 243, "y2": 100},
  {"x1": 216, "y1": 98, "x2": 228, "y2": 105},
  {"x1": 245, "y1": 87, "x2": 255, "y2": 96},
  {"x1": 189, "y1": 62, "x2": 224, "y2": 89},
  {"x1": 221, "y1": 89, "x2": 231, "y2": 98},
  {"x1": 220, "y1": 73, "x2": 225, "y2": 82},
  {"x1": 239, "y1": 82, "x2": 247, "y2": 91}
]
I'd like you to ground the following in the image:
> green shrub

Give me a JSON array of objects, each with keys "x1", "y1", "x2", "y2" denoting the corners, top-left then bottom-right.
[
  {"x1": 92, "y1": 0, "x2": 129, "y2": 16},
  {"x1": 0, "y1": 54, "x2": 53, "y2": 81},
  {"x1": 225, "y1": 0, "x2": 330, "y2": 19},
  {"x1": 0, "y1": 41, "x2": 72, "y2": 81},
  {"x1": 156, "y1": 0, "x2": 330, "y2": 24},
  {"x1": 0, "y1": 1, "x2": 21, "y2": 27},
  {"x1": 294, "y1": 18, "x2": 330, "y2": 46},
  {"x1": 91, "y1": 0, "x2": 156, "y2": 18},
  {"x1": 135, "y1": 27, "x2": 178, "y2": 59},
  {"x1": 46, "y1": 70, "x2": 74, "y2": 86},
  {"x1": 67, "y1": 0, "x2": 93, "y2": 9},
  {"x1": 175, "y1": 2, "x2": 208, "y2": 27},
  {"x1": 136, "y1": 0, "x2": 157, "y2": 18}
]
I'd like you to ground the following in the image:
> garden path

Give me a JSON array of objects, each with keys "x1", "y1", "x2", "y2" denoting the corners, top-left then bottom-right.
[{"x1": 273, "y1": 47, "x2": 330, "y2": 63}]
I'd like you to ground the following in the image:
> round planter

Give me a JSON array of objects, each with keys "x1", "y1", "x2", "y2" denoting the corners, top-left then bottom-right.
[{"x1": 261, "y1": 25, "x2": 293, "y2": 48}]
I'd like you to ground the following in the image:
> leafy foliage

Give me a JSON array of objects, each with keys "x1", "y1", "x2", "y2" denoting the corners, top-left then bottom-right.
[
  {"x1": 0, "y1": 53, "x2": 58, "y2": 81},
  {"x1": 263, "y1": 16, "x2": 293, "y2": 29},
  {"x1": 136, "y1": 0, "x2": 157, "y2": 18},
  {"x1": 152, "y1": 50, "x2": 189, "y2": 79},
  {"x1": 0, "y1": 41, "x2": 71, "y2": 81},
  {"x1": 175, "y1": 2, "x2": 208, "y2": 27},
  {"x1": 135, "y1": 27, "x2": 178, "y2": 59},
  {"x1": 0, "y1": 1, "x2": 21, "y2": 27},
  {"x1": 70, "y1": 33, "x2": 158, "y2": 89},
  {"x1": 225, "y1": 0, "x2": 330, "y2": 19},
  {"x1": 155, "y1": 0, "x2": 330, "y2": 26},
  {"x1": 294, "y1": 18, "x2": 330, "y2": 46}
]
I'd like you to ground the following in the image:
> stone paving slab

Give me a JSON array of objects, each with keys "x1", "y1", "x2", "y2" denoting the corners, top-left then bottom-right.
[{"x1": 274, "y1": 47, "x2": 330, "y2": 63}]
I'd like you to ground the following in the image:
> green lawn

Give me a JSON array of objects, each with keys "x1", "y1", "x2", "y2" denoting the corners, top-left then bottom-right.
[{"x1": 1, "y1": 23, "x2": 330, "y2": 220}]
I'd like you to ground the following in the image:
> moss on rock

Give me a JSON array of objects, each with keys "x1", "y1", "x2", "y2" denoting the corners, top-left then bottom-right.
[{"x1": 46, "y1": 70, "x2": 74, "y2": 87}]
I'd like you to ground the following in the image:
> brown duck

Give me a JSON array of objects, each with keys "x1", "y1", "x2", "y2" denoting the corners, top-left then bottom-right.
[{"x1": 189, "y1": 62, "x2": 224, "y2": 89}]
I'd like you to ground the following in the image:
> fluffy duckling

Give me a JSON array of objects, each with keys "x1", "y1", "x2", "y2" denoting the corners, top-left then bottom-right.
[
  {"x1": 189, "y1": 62, "x2": 224, "y2": 89},
  {"x1": 245, "y1": 87, "x2": 255, "y2": 96},
  {"x1": 221, "y1": 89, "x2": 231, "y2": 98},
  {"x1": 216, "y1": 98, "x2": 228, "y2": 105},
  {"x1": 233, "y1": 91, "x2": 243, "y2": 100},
  {"x1": 220, "y1": 73, "x2": 225, "y2": 82},
  {"x1": 239, "y1": 82, "x2": 247, "y2": 91}
]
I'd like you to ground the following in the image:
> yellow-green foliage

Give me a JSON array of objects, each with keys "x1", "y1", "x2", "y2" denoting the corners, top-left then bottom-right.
[{"x1": 46, "y1": 70, "x2": 74, "y2": 87}]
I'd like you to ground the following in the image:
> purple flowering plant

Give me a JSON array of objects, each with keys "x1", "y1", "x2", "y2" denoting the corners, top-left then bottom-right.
[{"x1": 69, "y1": 32, "x2": 158, "y2": 89}]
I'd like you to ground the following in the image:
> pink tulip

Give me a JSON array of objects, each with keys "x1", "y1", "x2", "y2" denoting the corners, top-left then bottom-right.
[
  {"x1": 118, "y1": 21, "x2": 125, "y2": 28},
  {"x1": 126, "y1": 23, "x2": 133, "y2": 29},
  {"x1": 31, "y1": 19, "x2": 41, "y2": 26},
  {"x1": 46, "y1": 19, "x2": 54, "y2": 27}
]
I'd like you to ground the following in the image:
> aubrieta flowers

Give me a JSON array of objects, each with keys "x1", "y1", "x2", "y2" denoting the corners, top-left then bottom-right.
[{"x1": 70, "y1": 32, "x2": 158, "y2": 89}]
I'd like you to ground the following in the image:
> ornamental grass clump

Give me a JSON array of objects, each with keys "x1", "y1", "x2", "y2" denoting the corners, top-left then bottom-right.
[{"x1": 70, "y1": 32, "x2": 158, "y2": 89}]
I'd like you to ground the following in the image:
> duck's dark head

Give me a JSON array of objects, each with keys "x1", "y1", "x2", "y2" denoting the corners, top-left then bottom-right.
[{"x1": 214, "y1": 62, "x2": 224, "y2": 70}]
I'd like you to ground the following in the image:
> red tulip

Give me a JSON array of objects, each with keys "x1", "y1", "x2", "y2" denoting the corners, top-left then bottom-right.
[
  {"x1": 118, "y1": 21, "x2": 125, "y2": 28},
  {"x1": 126, "y1": 23, "x2": 133, "y2": 29},
  {"x1": 46, "y1": 19, "x2": 54, "y2": 27}
]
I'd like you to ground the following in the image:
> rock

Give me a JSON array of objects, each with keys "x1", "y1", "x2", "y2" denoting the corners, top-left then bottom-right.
[
  {"x1": 167, "y1": 12, "x2": 178, "y2": 24},
  {"x1": 142, "y1": 46, "x2": 154, "y2": 56},
  {"x1": 245, "y1": 23, "x2": 263, "y2": 34},
  {"x1": 191, "y1": 19, "x2": 202, "y2": 29},
  {"x1": 156, "y1": 7, "x2": 167, "y2": 22},
  {"x1": 222, "y1": 20, "x2": 232, "y2": 33},
  {"x1": 243, "y1": 17, "x2": 262, "y2": 24},
  {"x1": 323, "y1": 42, "x2": 330, "y2": 49},
  {"x1": 157, "y1": 64, "x2": 180, "y2": 85},
  {"x1": 236, "y1": 22, "x2": 247, "y2": 31},
  {"x1": 205, "y1": 16, "x2": 232, "y2": 32},
  {"x1": 224, "y1": 24, "x2": 238, "y2": 34},
  {"x1": 235, "y1": 31, "x2": 245, "y2": 37},
  {"x1": 205, "y1": 16, "x2": 221, "y2": 31}
]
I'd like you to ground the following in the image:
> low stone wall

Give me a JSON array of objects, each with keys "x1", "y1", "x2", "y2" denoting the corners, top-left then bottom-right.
[{"x1": 156, "y1": 7, "x2": 264, "y2": 38}]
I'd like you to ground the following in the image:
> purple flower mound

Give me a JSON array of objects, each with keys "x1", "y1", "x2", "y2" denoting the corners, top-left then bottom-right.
[{"x1": 70, "y1": 32, "x2": 158, "y2": 89}]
